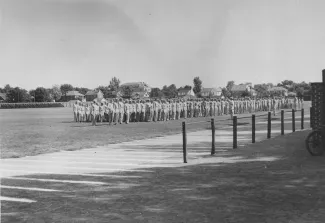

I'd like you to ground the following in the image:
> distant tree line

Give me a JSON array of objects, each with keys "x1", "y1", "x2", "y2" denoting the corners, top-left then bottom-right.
[
  {"x1": 0, "y1": 77, "x2": 313, "y2": 103},
  {"x1": 0, "y1": 77, "x2": 122, "y2": 103}
]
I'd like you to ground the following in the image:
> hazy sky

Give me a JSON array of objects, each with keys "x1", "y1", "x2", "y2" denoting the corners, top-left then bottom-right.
[{"x1": 0, "y1": 0, "x2": 324, "y2": 90}]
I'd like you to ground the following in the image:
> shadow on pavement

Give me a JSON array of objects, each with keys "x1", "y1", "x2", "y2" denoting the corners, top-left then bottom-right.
[{"x1": 2, "y1": 131, "x2": 325, "y2": 223}]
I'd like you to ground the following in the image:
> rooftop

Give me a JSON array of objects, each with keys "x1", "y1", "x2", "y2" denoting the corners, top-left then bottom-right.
[
  {"x1": 201, "y1": 87, "x2": 222, "y2": 93},
  {"x1": 231, "y1": 85, "x2": 248, "y2": 91},
  {"x1": 120, "y1": 82, "x2": 151, "y2": 88},
  {"x1": 85, "y1": 90, "x2": 102, "y2": 96},
  {"x1": 66, "y1": 91, "x2": 84, "y2": 96},
  {"x1": 268, "y1": 86, "x2": 288, "y2": 92},
  {"x1": 178, "y1": 89, "x2": 191, "y2": 93},
  {"x1": 0, "y1": 92, "x2": 7, "y2": 101}
]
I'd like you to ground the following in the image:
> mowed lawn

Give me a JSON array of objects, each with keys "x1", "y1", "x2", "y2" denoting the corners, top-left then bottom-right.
[{"x1": 0, "y1": 107, "x2": 220, "y2": 159}]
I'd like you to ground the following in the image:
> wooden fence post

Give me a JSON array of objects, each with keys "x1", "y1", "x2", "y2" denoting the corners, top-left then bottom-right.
[
  {"x1": 211, "y1": 118, "x2": 215, "y2": 155},
  {"x1": 233, "y1": 116, "x2": 237, "y2": 149},
  {"x1": 252, "y1": 114, "x2": 255, "y2": 143},
  {"x1": 301, "y1": 108, "x2": 304, "y2": 130},
  {"x1": 292, "y1": 109, "x2": 295, "y2": 132},
  {"x1": 281, "y1": 110, "x2": 284, "y2": 135},
  {"x1": 321, "y1": 69, "x2": 325, "y2": 149},
  {"x1": 182, "y1": 121, "x2": 187, "y2": 163},
  {"x1": 267, "y1": 112, "x2": 271, "y2": 139}
]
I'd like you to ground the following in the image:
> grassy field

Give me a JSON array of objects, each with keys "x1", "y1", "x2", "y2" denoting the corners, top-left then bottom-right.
[
  {"x1": 0, "y1": 107, "x2": 223, "y2": 158},
  {"x1": 0, "y1": 104, "x2": 310, "y2": 159}
]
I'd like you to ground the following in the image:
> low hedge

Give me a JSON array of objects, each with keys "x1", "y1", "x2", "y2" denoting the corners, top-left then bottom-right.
[{"x1": 0, "y1": 102, "x2": 64, "y2": 109}]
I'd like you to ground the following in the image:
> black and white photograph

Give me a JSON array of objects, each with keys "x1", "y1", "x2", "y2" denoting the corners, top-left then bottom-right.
[{"x1": 0, "y1": 0, "x2": 325, "y2": 222}]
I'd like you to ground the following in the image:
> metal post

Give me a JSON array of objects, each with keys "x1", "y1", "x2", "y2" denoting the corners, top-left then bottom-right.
[
  {"x1": 211, "y1": 118, "x2": 215, "y2": 155},
  {"x1": 182, "y1": 121, "x2": 187, "y2": 163},
  {"x1": 267, "y1": 112, "x2": 271, "y2": 139},
  {"x1": 292, "y1": 109, "x2": 295, "y2": 132},
  {"x1": 301, "y1": 108, "x2": 304, "y2": 130},
  {"x1": 281, "y1": 110, "x2": 284, "y2": 135},
  {"x1": 233, "y1": 116, "x2": 237, "y2": 149},
  {"x1": 252, "y1": 114, "x2": 255, "y2": 143}
]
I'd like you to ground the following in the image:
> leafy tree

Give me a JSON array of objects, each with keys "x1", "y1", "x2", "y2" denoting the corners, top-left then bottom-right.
[
  {"x1": 193, "y1": 77, "x2": 202, "y2": 95},
  {"x1": 150, "y1": 88, "x2": 164, "y2": 98},
  {"x1": 34, "y1": 87, "x2": 51, "y2": 102},
  {"x1": 266, "y1": 83, "x2": 274, "y2": 88},
  {"x1": 222, "y1": 87, "x2": 231, "y2": 98},
  {"x1": 169, "y1": 84, "x2": 178, "y2": 98},
  {"x1": 241, "y1": 90, "x2": 250, "y2": 97},
  {"x1": 121, "y1": 86, "x2": 132, "y2": 98},
  {"x1": 96, "y1": 86, "x2": 111, "y2": 98},
  {"x1": 163, "y1": 84, "x2": 178, "y2": 98},
  {"x1": 29, "y1": 90, "x2": 36, "y2": 102},
  {"x1": 178, "y1": 85, "x2": 192, "y2": 91},
  {"x1": 293, "y1": 82, "x2": 311, "y2": 96},
  {"x1": 277, "y1": 80, "x2": 295, "y2": 92},
  {"x1": 226, "y1": 81, "x2": 235, "y2": 92},
  {"x1": 0, "y1": 84, "x2": 11, "y2": 93},
  {"x1": 254, "y1": 84, "x2": 270, "y2": 97},
  {"x1": 109, "y1": 77, "x2": 120, "y2": 92},
  {"x1": 60, "y1": 84, "x2": 74, "y2": 101},
  {"x1": 4, "y1": 84, "x2": 12, "y2": 93},
  {"x1": 6, "y1": 87, "x2": 31, "y2": 102},
  {"x1": 275, "y1": 80, "x2": 311, "y2": 97},
  {"x1": 47, "y1": 88, "x2": 55, "y2": 102},
  {"x1": 295, "y1": 87, "x2": 305, "y2": 98},
  {"x1": 161, "y1": 85, "x2": 175, "y2": 98},
  {"x1": 222, "y1": 81, "x2": 235, "y2": 97},
  {"x1": 279, "y1": 80, "x2": 294, "y2": 88},
  {"x1": 161, "y1": 85, "x2": 168, "y2": 97},
  {"x1": 50, "y1": 85, "x2": 62, "y2": 102}
]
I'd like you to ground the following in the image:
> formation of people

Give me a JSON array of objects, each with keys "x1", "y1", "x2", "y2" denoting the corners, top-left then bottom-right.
[{"x1": 72, "y1": 96, "x2": 304, "y2": 125}]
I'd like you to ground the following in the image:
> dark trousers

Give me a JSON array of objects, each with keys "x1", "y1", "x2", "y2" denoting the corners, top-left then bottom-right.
[{"x1": 92, "y1": 114, "x2": 98, "y2": 126}]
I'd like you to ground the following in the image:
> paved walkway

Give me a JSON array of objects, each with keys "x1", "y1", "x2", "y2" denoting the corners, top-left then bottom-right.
[
  {"x1": 1, "y1": 125, "x2": 305, "y2": 204},
  {"x1": 0, "y1": 128, "x2": 300, "y2": 178},
  {"x1": 2, "y1": 130, "x2": 324, "y2": 223}
]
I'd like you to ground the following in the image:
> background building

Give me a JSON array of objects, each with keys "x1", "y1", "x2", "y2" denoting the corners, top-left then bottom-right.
[
  {"x1": 231, "y1": 83, "x2": 254, "y2": 97},
  {"x1": 65, "y1": 91, "x2": 84, "y2": 101},
  {"x1": 85, "y1": 90, "x2": 103, "y2": 102},
  {"x1": 178, "y1": 88, "x2": 195, "y2": 98},
  {"x1": 201, "y1": 87, "x2": 222, "y2": 98},
  {"x1": 268, "y1": 86, "x2": 288, "y2": 97},
  {"x1": 119, "y1": 82, "x2": 151, "y2": 99},
  {"x1": 0, "y1": 93, "x2": 7, "y2": 102}
]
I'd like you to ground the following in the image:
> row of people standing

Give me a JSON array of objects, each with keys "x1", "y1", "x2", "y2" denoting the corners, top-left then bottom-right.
[{"x1": 72, "y1": 97, "x2": 304, "y2": 125}]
